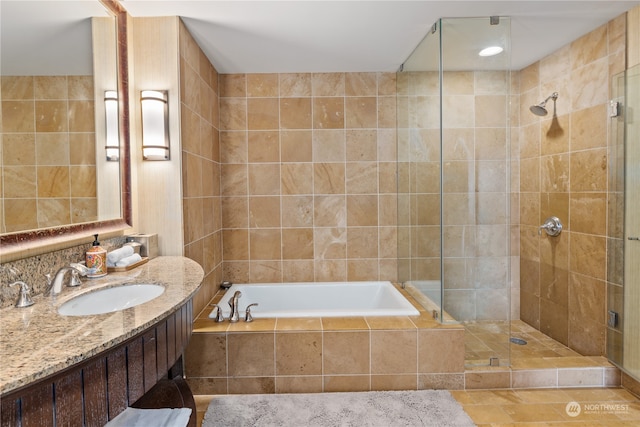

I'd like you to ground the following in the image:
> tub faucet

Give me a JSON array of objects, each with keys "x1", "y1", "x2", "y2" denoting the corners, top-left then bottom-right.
[{"x1": 228, "y1": 291, "x2": 242, "y2": 322}]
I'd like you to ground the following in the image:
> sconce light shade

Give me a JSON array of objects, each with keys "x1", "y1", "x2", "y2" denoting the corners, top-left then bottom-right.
[
  {"x1": 104, "y1": 90, "x2": 119, "y2": 161},
  {"x1": 141, "y1": 90, "x2": 170, "y2": 161}
]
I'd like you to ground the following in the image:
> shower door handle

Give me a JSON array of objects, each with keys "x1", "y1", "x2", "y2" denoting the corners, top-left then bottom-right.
[{"x1": 628, "y1": 237, "x2": 640, "y2": 241}]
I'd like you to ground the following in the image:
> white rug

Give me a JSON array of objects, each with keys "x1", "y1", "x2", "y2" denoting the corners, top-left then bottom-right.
[{"x1": 202, "y1": 390, "x2": 475, "y2": 427}]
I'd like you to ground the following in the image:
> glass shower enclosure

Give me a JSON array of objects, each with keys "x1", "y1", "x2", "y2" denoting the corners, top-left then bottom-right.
[{"x1": 397, "y1": 17, "x2": 512, "y2": 367}]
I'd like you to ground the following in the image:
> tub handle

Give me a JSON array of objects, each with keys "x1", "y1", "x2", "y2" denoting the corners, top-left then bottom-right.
[
  {"x1": 245, "y1": 303, "x2": 258, "y2": 322},
  {"x1": 209, "y1": 304, "x2": 225, "y2": 322}
]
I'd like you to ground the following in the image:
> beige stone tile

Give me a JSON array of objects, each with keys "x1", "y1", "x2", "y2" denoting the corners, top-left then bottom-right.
[
  {"x1": 418, "y1": 373, "x2": 465, "y2": 390},
  {"x1": 313, "y1": 226, "x2": 346, "y2": 259},
  {"x1": 187, "y1": 377, "x2": 227, "y2": 395},
  {"x1": 418, "y1": 329, "x2": 464, "y2": 373},
  {"x1": 282, "y1": 228, "x2": 314, "y2": 260},
  {"x1": 465, "y1": 370, "x2": 511, "y2": 389},
  {"x1": 275, "y1": 318, "x2": 322, "y2": 331},
  {"x1": 248, "y1": 196, "x2": 280, "y2": 228},
  {"x1": 184, "y1": 333, "x2": 227, "y2": 377},
  {"x1": 279, "y1": 73, "x2": 312, "y2": 97},
  {"x1": 280, "y1": 97, "x2": 312, "y2": 129},
  {"x1": 312, "y1": 129, "x2": 345, "y2": 161},
  {"x1": 323, "y1": 375, "x2": 370, "y2": 392},
  {"x1": 312, "y1": 73, "x2": 344, "y2": 96},
  {"x1": 220, "y1": 74, "x2": 246, "y2": 97},
  {"x1": 228, "y1": 332, "x2": 275, "y2": 377},
  {"x1": 2, "y1": 76, "x2": 33, "y2": 100},
  {"x1": 321, "y1": 317, "x2": 369, "y2": 331},
  {"x1": 3, "y1": 133, "x2": 35, "y2": 165},
  {"x1": 246, "y1": 73, "x2": 278, "y2": 97},
  {"x1": 37, "y1": 166, "x2": 69, "y2": 197},
  {"x1": 323, "y1": 331, "x2": 370, "y2": 375},
  {"x1": 281, "y1": 195, "x2": 313, "y2": 227},
  {"x1": 345, "y1": 162, "x2": 377, "y2": 194},
  {"x1": 281, "y1": 130, "x2": 312, "y2": 162},
  {"x1": 248, "y1": 163, "x2": 280, "y2": 195},
  {"x1": 313, "y1": 163, "x2": 345, "y2": 195},
  {"x1": 345, "y1": 97, "x2": 377, "y2": 128},
  {"x1": 220, "y1": 131, "x2": 247, "y2": 164},
  {"x1": 571, "y1": 24, "x2": 607, "y2": 70},
  {"x1": 501, "y1": 403, "x2": 564, "y2": 422},
  {"x1": 37, "y1": 198, "x2": 71, "y2": 227},
  {"x1": 370, "y1": 330, "x2": 416, "y2": 374},
  {"x1": 558, "y1": 368, "x2": 605, "y2": 387},
  {"x1": 2, "y1": 101, "x2": 35, "y2": 132},
  {"x1": 313, "y1": 97, "x2": 344, "y2": 129},
  {"x1": 462, "y1": 404, "x2": 514, "y2": 424},
  {"x1": 512, "y1": 369, "x2": 558, "y2": 389},
  {"x1": 228, "y1": 377, "x2": 275, "y2": 394},
  {"x1": 275, "y1": 332, "x2": 322, "y2": 375},
  {"x1": 248, "y1": 130, "x2": 279, "y2": 163},
  {"x1": 70, "y1": 166, "x2": 96, "y2": 198},
  {"x1": 569, "y1": 232, "x2": 607, "y2": 280},
  {"x1": 275, "y1": 376, "x2": 323, "y2": 393},
  {"x1": 370, "y1": 374, "x2": 417, "y2": 391},
  {"x1": 68, "y1": 100, "x2": 94, "y2": 132}
]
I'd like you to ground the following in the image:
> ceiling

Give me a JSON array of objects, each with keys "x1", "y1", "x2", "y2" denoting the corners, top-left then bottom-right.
[
  {"x1": 2, "y1": 1, "x2": 639, "y2": 76},
  {"x1": 122, "y1": 0, "x2": 640, "y2": 73}
]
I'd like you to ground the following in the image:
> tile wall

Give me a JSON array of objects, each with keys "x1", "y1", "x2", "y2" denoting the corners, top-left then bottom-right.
[
  {"x1": 519, "y1": 15, "x2": 627, "y2": 356},
  {"x1": 217, "y1": 72, "x2": 398, "y2": 283},
  {"x1": 178, "y1": 21, "x2": 224, "y2": 316},
  {"x1": 0, "y1": 76, "x2": 97, "y2": 233}
]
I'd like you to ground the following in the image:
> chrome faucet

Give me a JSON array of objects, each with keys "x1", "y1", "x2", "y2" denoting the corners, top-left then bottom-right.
[
  {"x1": 538, "y1": 216, "x2": 563, "y2": 237},
  {"x1": 45, "y1": 264, "x2": 91, "y2": 296},
  {"x1": 228, "y1": 291, "x2": 242, "y2": 322}
]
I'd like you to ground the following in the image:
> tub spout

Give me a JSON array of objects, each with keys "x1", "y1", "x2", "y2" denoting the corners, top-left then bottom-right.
[{"x1": 228, "y1": 291, "x2": 242, "y2": 322}]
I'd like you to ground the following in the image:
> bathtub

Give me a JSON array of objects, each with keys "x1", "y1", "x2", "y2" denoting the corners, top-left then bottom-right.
[{"x1": 215, "y1": 281, "x2": 420, "y2": 318}]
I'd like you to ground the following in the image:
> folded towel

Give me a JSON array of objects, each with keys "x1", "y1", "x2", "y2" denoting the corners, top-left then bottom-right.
[
  {"x1": 105, "y1": 407, "x2": 191, "y2": 427},
  {"x1": 107, "y1": 246, "x2": 135, "y2": 267},
  {"x1": 115, "y1": 253, "x2": 142, "y2": 267}
]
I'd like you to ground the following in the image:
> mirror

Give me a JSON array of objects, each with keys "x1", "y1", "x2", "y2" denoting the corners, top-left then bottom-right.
[{"x1": 0, "y1": 0, "x2": 131, "y2": 254}]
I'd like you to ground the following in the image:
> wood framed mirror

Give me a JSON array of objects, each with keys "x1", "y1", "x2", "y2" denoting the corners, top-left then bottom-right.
[{"x1": 0, "y1": 0, "x2": 131, "y2": 259}]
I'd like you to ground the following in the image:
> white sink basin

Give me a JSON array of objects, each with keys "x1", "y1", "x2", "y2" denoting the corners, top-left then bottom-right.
[{"x1": 58, "y1": 284, "x2": 165, "y2": 316}]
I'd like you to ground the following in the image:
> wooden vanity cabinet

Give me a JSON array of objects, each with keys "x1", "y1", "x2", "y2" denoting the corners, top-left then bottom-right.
[{"x1": 0, "y1": 301, "x2": 194, "y2": 427}]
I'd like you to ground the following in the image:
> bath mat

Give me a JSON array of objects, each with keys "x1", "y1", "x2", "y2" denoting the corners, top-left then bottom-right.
[{"x1": 202, "y1": 389, "x2": 475, "y2": 427}]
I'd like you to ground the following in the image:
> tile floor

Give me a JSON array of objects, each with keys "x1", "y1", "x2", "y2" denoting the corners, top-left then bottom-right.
[
  {"x1": 453, "y1": 387, "x2": 640, "y2": 426},
  {"x1": 465, "y1": 320, "x2": 581, "y2": 367},
  {"x1": 194, "y1": 320, "x2": 640, "y2": 426}
]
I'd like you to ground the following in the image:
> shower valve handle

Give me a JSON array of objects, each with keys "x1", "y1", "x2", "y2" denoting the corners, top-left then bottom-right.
[{"x1": 538, "y1": 216, "x2": 563, "y2": 237}]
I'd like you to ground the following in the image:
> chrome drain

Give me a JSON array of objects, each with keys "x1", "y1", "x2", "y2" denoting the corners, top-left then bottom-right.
[{"x1": 510, "y1": 337, "x2": 527, "y2": 345}]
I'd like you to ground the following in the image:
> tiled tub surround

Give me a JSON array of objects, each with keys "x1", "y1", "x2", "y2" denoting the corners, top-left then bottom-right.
[
  {"x1": 0, "y1": 256, "x2": 203, "y2": 395},
  {"x1": 186, "y1": 285, "x2": 621, "y2": 394},
  {"x1": 186, "y1": 285, "x2": 467, "y2": 394}
]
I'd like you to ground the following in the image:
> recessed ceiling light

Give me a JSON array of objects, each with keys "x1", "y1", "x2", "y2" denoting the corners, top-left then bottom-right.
[{"x1": 479, "y1": 46, "x2": 504, "y2": 57}]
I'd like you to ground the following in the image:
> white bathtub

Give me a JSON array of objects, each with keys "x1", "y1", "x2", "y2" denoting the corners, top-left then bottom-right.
[{"x1": 214, "y1": 281, "x2": 420, "y2": 318}]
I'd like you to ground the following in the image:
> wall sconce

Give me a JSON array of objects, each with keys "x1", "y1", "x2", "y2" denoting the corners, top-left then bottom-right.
[
  {"x1": 141, "y1": 90, "x2": 170, "y2": 161},
  {"x1": 104, "y1": 90, "x2": 119, "y2": 161}
]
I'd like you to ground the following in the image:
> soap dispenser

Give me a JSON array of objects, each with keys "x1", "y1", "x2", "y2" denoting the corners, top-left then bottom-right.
[{"x1": 86, "y1": 234, "x2": 107, "y2": 278}]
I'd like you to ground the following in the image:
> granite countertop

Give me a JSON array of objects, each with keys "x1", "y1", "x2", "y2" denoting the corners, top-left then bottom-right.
[{"x1": 0, "y1": 256, "x2": 204, "y2": 396}]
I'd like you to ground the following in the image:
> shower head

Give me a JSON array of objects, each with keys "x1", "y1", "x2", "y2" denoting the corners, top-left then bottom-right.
[{"x1": 529, "y1": 92, "x2": 558, "y2": 116}]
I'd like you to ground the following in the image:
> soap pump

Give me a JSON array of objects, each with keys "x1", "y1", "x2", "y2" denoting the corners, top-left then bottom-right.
[{"x1": 85, "y1": 234, "x2": 107, "y2": 278}]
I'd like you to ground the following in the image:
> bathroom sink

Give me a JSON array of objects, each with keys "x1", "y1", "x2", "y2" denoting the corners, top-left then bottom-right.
[{"x1": 58, "y1": 284, "x2": 165, "y2": 316}]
